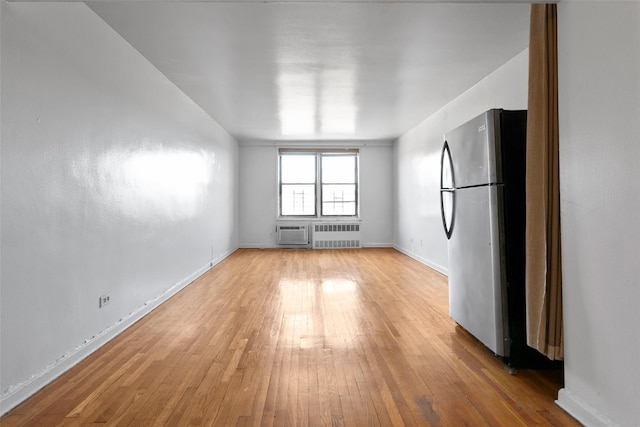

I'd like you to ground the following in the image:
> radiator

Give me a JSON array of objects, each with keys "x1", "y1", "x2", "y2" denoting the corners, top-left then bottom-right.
[
  {"x1": 276, "y1": 223, "x2": 309, "y2": 245},
  {"x1": 312, "y1": 222, "x2": 362, "y2": 249}
]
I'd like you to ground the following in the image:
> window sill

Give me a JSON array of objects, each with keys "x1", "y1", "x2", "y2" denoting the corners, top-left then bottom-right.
[{"x1": 278, "y1": 216, "x2": 361, "y2": 221}]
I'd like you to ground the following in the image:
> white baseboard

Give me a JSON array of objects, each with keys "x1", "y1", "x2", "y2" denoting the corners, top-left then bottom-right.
[
  {"x1": 0, "y1": 250, "x2": 235, "y2": 416},
  {"x1": 362, "y1": 243, "x2": 393, "y2": 248},
  {"x1": 556, "y1": 388, "x2": 620, "y2": 427},
  {"x1": 393, "y1": 245, "x2": 448, "y2": 276},
  {"x1": 239, "y1": 243, "x2": 395, "y2": 249},
  {"x1": 238, "y1": 243, "x2": 272, "y2": 249}
]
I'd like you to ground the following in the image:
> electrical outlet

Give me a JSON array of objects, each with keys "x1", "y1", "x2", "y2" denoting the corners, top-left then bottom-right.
[{"x1": 99, "y1": 293, "x2": 111, "y2": 308}]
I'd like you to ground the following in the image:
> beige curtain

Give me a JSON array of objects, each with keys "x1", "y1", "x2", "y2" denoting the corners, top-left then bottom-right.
[{"x1": 525, "y1": 4, "x2": 563, "y2": 361}]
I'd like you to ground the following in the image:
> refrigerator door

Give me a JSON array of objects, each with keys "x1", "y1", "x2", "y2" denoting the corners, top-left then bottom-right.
[
  {"x1": 446, "y1": 110, "x2": 502, "y2": 188},
  {"x1": 448, "y1": 184, "x2": 508, "y2": 356}
]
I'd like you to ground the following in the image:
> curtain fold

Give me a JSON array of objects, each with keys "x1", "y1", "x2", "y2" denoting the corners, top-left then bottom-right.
[{"x1": 525, "y1": 4, "x2": 563, "y2": 361}]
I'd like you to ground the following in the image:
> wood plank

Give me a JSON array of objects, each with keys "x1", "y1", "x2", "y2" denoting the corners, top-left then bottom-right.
[{"x1": 1, "y1": 249, "x2": 579, "y2": 426}]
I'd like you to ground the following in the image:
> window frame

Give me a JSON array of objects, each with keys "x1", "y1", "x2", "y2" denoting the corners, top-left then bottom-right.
[{"x1": 278, "y1": 148, "x2": 360, "y2": 219}]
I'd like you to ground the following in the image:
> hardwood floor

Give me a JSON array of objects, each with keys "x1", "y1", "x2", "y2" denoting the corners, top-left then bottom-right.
[{"x1": 1, "y1": 248, "x2": 578, "y2": 426}]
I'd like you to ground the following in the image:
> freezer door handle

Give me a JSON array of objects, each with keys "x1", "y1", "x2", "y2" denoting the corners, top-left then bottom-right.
[{"x1": 440, "y1": 141, "x2": 456, "y2": 239}]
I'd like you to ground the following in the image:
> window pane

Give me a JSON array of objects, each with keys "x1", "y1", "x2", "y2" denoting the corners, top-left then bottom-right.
[
  {"x1": 281, "y1": 184, "x2": 315, "y2": 215},
  {"x1": 321, "y1": 155, "x2": 356, "y2": 183},
  {"x1": 323, "y1": 202, "x2": 356, "y2": 216},
  {"x1": 322, "y1": 184, "x2": 356, "y2": 215},
  {"x1": 281, "y1": 155, "x2": 316, "y2": 183}
]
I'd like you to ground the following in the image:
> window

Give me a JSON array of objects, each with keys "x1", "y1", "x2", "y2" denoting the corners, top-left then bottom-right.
[
  {"x1": 321, "y1": 155, "x2": 357, "y2": 216},
  {"x1": 280, "y1": 154, "x2": 316, "y2": 216},
  {"x1": 279, "y1": 149, "x2": 359, "y2": 217}
]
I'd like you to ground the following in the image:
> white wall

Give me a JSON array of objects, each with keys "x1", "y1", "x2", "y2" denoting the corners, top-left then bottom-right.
[
  {"x1": 238, "y1": 144, "x2": 278, "y2": 246},
  {"x1": 393, "y1": 49, "x2": 529, "y2": 274},
  {"x1": 359, "y1": 144, "x2": 394, "y2": 246},
  {"x1": 556, "y1": 2, "x2": 640, "y2": 426},
  {"x1": 238, "y1": 141, "x2": 393, "y2": 248},
  {"x1": 0, "y1": 2, "x2": 238, "y2": 414}
]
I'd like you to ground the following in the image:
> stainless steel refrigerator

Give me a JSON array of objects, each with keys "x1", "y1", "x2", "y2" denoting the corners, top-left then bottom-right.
[{"x1": 440, "y1": 109, "x2": 528, "y2": 363}]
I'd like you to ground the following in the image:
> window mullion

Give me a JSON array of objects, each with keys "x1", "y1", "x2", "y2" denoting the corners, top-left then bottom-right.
[{"x1": 316, "y1": 154, "x2": 322, "y2": 217}]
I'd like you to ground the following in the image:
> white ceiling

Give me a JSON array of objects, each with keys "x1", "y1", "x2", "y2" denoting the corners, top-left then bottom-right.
[{"x1": 87, "y1": 1, "x2": 530, "y2": 142}]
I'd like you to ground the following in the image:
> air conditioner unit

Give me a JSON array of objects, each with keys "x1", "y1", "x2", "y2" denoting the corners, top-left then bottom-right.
[{"x1": 276, "y1": 223, "x2": 309, "y2": 245}]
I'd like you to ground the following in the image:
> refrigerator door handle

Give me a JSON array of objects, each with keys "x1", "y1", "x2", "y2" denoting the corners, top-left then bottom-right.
[
  {"x1": 440, "y1": 141, "x2": 456, "y2": 239},
  {"x1": 440, "y1": 189, "x2": 455, "y2": 240}
]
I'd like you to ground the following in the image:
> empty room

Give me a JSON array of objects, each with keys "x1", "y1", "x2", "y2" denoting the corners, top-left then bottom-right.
[{"x1": 1, "y1": 0, "x2": 638, "y2": 426}]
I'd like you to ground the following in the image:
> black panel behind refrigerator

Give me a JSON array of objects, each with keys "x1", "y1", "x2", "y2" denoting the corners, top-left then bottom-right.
[{"x1": 499, "y1": 110, "x2": 562, "y2": 369}]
